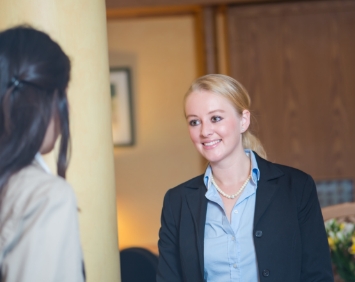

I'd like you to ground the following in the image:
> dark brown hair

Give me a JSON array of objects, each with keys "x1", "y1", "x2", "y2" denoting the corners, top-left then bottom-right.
[{"x1": 0, "y1": 26, "x2": 71, "y2": 190}]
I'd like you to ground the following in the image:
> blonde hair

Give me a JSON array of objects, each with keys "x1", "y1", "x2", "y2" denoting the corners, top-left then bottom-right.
[{"x1": 185, "y1": 74, "x2": 267, "y2": 159}]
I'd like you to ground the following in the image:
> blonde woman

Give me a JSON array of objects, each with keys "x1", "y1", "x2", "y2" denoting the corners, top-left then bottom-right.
[{"x1": 157, "y1": 74, "x2": 333, "y2": 282}]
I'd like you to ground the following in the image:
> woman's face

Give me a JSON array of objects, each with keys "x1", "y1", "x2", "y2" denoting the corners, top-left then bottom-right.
[
  {"x1": 39, "y1": 115, "x2": 60, "y2": 155},
  {"x1": 185, "y1": 90, "x2": 250, "y2": 165}
]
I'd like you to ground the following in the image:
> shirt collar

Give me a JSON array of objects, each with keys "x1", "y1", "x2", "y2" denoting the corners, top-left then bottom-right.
[
  {"x1": 34, "y1": 153, "x2": 52, "y2": 174},
  {"x1": 204, "y1": 149, "x2": 260, "y2": 189},
  {"x1": 246, "y1": 149, "x2": 260, "y2": 184}
]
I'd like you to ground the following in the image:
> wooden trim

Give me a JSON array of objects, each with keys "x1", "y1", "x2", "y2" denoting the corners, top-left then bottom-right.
[
  {"x1": 202, "y1": 6, "x2": 218, "y2": 74},
  {"x1": 107, "y1": 5, "x2": 201, "y2": 19},
  {"x1": 194, "y1": 8, "x2": 206, "y2": 76},
  {"x1": 107, "y1": 4, "x2": 226, "y2": 76},
  {"x1": 106, "y1": 5, "x2": 212, "y2": 76},
  {"x1": 106, "y1": 0, "x2": 283, "y2": 10},
  {"x1": 216, "y1": 5, "x2": 229, "y2": 75},
  {"x1": 194, "y1": 6, "x2": 221, "y2": 75}
]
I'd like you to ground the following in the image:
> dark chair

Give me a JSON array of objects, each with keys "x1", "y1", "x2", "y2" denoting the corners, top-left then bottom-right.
[{"x1": 120, "y1": 247, "x2": 158, "y2": 282}]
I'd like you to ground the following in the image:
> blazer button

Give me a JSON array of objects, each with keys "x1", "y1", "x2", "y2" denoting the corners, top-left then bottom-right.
[
  {"x1": 262, "y1": 269, "x2": 270, "y2": 277},
  {"x1": 255, "y1": 230, "x2": 263, "y2": 237}
]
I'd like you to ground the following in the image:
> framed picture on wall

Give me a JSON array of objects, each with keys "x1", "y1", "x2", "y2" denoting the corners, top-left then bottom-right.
[{"x1": 110, "y1": 67, "x2": 135, "y2": 146}]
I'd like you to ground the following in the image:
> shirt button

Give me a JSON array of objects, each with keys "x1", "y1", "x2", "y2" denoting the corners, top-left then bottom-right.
[
  {"x1": 231, "y1": 236, "x2": 235, "y2": 241},
  {"x1": 255, "y1": 230, "x2": 263, "y2": 237},
  {"x1": 234, "y1": 210, "x2": 238, "y2": 214},
  {"x1": 262, "y1": 269, "x2": 270, "y2": 277},
  {"x1": 233, "y1": 263, "x2": 237, "y2": 268}
]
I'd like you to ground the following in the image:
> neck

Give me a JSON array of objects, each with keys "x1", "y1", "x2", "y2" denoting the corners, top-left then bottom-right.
[{"x1": 210, "y1": 150, "x2": 251, "y2": 187}]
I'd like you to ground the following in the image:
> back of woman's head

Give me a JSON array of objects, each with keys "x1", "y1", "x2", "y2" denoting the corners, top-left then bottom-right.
[
  {"x1": 0, "y1": 26, "x2": 71, "y2": 189},
  {"x1": 185, "y1": 74, "x2": 267, "y2": 159}
]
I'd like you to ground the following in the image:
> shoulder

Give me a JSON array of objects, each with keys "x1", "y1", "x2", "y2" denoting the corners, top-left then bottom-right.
[
  {"x1": 166, "y1": 174, "x2": 205, "y2": 197},
  {"x1": 160, "y1": 174, "x2": 206, "y2": 223},
  {"x1": 274, "y1": 163, "x2": 310, "y2": 180},
  {"x1": 255, "y1": 152, "x2": 312, "y2": 183},
  {"x1": 0, "y1": 164, "x2": 78, "y2": 252},
  {"x1": 10, "y1": 163, "x2": 74, "y2": 196},
  {"x1": 2, "y1": 163, "x2": 77, "y2": 216}
]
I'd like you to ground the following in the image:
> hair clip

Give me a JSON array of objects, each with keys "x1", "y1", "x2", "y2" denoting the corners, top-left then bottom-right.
[
  {"x1": 10, "y1": 77, "x2": 21, "y2": 88},
  {"x1": 9, "y1": 76, "x2": 44, "y2": 91}
]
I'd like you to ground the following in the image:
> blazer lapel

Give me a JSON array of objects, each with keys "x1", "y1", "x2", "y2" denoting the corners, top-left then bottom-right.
[
  {"x1": 254, "y1": 154, "x2": 284, "y2": 227},
  {"x1": 185, "y1": 176, "x2": 208, "y2": 280}
]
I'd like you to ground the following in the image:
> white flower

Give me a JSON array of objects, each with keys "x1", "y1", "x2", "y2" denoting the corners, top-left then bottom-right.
[
  {"x1": 342, "y1": 222, "x2": 355, "y2": 235},
  {"x1": 336, "y1": 231, "x2": 344, "y2": 241},
  {"x1": 328, "y1": 231, "x2": 336, "y2": 239}
]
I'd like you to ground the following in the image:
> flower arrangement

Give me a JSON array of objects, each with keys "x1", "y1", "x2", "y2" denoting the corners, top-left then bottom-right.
[{"x1": 325, "y1": 219, "x2": 355, "y2": 281}]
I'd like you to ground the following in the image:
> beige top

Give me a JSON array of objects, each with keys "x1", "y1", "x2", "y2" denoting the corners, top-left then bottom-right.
[{"x1": 0, "y1": 157, "x2": 84, "y2": 282}]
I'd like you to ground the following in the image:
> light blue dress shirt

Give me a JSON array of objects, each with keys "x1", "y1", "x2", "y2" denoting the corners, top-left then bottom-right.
[{"x1": 203, "y1": 149, "x2": 260, "y2": 282}]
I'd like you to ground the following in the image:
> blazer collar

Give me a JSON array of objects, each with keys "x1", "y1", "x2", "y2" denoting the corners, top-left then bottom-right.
[
  {"x1": 185, "y1": 175, "x2": 208, "y2": 279},
  {"x1": 33, "y1": 153, "x2": 51, "y2": 174},
  {"x1": 253, "y1": 153, "x2": 284, "y2": 226}
]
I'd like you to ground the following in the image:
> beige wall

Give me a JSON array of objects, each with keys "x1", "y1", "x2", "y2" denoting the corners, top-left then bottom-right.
[{"x1": 107, "y1": 16, "x2": 202, "y2": 250}]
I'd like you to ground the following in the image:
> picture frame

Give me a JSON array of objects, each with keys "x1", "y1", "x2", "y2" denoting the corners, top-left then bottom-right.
[{"x1": 110, "y1": 67, "x2": 135, "y2": 146}]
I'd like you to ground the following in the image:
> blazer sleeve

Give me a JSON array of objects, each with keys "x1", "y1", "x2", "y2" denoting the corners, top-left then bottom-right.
[
  {"x1": 298, "y1": 175, "x2": 333, "y2": 281},
  {"x1": 1, "y1": 179, "x2": 84, "y2": 282},
  {"x1": 157, "y1": 190, "x2": 183, "y2": 282}
]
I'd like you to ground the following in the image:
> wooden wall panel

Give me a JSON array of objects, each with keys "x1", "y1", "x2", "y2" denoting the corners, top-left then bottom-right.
[{"x1": 227, "y1": 1, "x2": 355, "y2": 180}]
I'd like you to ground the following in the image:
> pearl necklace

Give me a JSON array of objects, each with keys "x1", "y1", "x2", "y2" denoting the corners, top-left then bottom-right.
[{"x1": 211, "y1": 174, "x2": 251, "y2": 199}]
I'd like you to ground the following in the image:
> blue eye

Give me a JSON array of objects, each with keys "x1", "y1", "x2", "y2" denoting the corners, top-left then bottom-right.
[
  {"x1": 189, "y1": 120, "x2": 201, "y2": 126},
  {"x1": 211, "y1": 116, "x2": 222, "y2": 122}
]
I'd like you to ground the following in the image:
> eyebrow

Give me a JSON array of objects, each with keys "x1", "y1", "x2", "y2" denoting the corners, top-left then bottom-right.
[{"x1": 186, "y1": 109, "x2": 225, "y2": 119}]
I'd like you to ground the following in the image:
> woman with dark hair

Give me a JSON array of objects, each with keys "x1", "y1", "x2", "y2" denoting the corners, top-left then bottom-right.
[
  {"x1": 157, "y1": 74, "x2": 333, "y2": 281},
  {"x1": 0, "y1": 26, "x2": 84, "y2": 281}
]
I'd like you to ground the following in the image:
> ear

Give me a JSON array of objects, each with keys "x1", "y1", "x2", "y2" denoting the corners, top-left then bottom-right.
[{"x1": 240, "y1": 110, "x2": 250, "y2": 133}]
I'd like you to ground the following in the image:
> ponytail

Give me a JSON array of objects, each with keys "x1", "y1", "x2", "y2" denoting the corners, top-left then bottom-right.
[{"x1": 242, "y1": 130, "x2": 267, "y2": 159}]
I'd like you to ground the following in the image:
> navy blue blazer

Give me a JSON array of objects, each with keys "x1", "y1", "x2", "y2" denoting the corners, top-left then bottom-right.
[{"x1": 157, "y1": 153, "x2": 333, "y2": 282}]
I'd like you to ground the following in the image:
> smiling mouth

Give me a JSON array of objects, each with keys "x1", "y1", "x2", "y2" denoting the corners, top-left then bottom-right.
[{"x1": 203, "y1": 139, "x2": 221, "y2": 146}]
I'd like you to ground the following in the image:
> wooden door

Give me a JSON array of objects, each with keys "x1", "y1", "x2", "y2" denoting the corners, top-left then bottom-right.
[{"x1": 227, "y1": 0, "x2": 355, "y2": 180}]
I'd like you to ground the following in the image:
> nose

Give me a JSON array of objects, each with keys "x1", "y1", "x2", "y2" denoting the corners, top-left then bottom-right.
[{"x1": 200, "y1": 122, "x2": 213, "y2": 137}]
